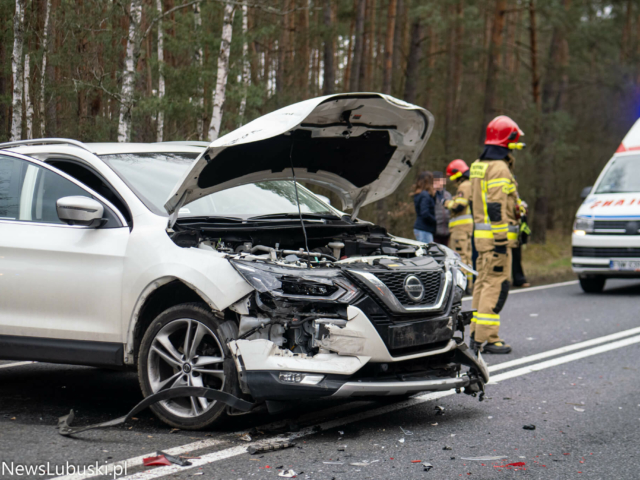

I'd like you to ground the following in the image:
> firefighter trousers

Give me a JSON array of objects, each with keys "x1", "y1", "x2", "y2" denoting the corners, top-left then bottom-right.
[
  {"x1": 471, "y1": 249, "x2": 512, "y2": 343},
  {"x1": 450, "y1": 229, "x2": 473, "y2": 291}
]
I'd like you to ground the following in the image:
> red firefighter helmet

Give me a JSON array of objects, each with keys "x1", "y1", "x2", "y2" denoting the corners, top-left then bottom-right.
[
  {"x1": 485, "y1": 115, "x2": 524, "y2": 148},
  {"x1": 446, "y1": 159, "x2": 469, "y2": 181}
]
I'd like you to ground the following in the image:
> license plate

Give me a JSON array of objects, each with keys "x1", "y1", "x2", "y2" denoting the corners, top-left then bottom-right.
[{"x1": 610, "y1": 260, "x2": 640, "y2": 271}]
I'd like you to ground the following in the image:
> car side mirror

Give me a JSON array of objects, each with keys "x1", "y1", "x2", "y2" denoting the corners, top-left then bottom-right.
[
  {"x1": 580, "y1": 186, "x2": 592, "y2": 199},
  {"x1": 56, "y1": 196, "x2": 105, "y2": 227}
]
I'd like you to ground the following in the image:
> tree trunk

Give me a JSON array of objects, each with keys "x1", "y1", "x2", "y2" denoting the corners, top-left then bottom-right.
[
  {"x1": 480, "y1": 0, "x2": 507, "y2": 143},
  {"x1": 194, "y1": 3, "x2": 204, "y2": 139},
  {"x1": 361, "y1": 0, "x2": 376, "y2": 91},
  {"x1": 445, "y1": 2, "x2": 464, "y2": 153},
  {"x1": 296, "y1": 0, "x2": 310, "y2": 98},
  {"x1": 39, "y1": 0, "x2": 51, "y2": 137},
  {"x1": 529, "y1": 0, "x2": 540, "y2": 110},
  {"x1": 238, "y1": 4, "x2": 251, "y2": 124},
  {"x1": 207, "y1": 3, "x2": 235, "y2": 141},
  {"x1": 381, "y1": 0, "x2": 397, "y2": 94},
  {"x1": 24, "y1": 54, "x2": 33, "y2": 139},
  {"x1": 622, "y1": 0, "x2": 632, "y2": 62},
  {"x1": 403, "y1": 18, "x2": 422, "y2": 104},
  {"x1": 117, "y1": 0, "x2": 142, "y2": 142},
  {"x1": 10, "y1": 0, "x2": 25, "y2": 141},
  {"x1": 343, "y1": 0, "x2": 356, "y2": 90},
  {"x1": 532, "y1": 0, "x2": 571, "y2": 243},
  {"x1": 156, "y1": 0, "x2": 165, "y2": 141},
  {"x1": 349, "y1": 0, "x2": 366, "y2": 91},
  {"x1": 390, "y1": 0, "x2": 403, "y2": 95},
  {"x1": 323, "y1": 0, "x2": 335, "y2": 94}
]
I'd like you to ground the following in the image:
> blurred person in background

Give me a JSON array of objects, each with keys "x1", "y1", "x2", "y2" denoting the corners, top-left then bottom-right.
[
  {"x1": 433, "y1": 171, "x2": 452, "y2": 246},
  {"x1": 512, "y1": 198, "x2": 531, "y2": 288},
  {"x1": 412, "y1": 171, "x2": 437, "y2": 244},
  {"x1": 445, "y1": 159, "x2": 474, "y2": 293}
]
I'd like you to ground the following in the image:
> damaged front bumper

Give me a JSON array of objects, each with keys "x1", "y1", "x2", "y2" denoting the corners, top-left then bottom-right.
[{"x1": 228, "y1": 316, "x2": 489, "y2": 402}]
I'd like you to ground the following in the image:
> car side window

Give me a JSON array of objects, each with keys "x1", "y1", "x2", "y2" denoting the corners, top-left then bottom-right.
[{"x1": 0, "y1": 155, "x2": 91, "y2": 224}]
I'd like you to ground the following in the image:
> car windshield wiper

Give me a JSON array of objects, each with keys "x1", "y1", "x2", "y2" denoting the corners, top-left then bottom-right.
[
  {"x1": 248, "y1": 212, "x2": 339, "y2": 221},
  {"x1": 177, "y1": 216, "x2": 245, "y2": 223}
]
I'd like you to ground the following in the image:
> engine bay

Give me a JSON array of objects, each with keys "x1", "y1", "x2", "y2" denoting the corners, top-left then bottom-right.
[{"x1": 167, "y1": 218, "x2": 463, "y2": 366}]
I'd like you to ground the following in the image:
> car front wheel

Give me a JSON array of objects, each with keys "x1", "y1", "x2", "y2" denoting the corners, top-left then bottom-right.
[
  {"x1": 138, "y1": 303, "x2": 238, "y2": 430},
  {"x1": 579, "y1": 276, "x2": 606, "y2": 293}
]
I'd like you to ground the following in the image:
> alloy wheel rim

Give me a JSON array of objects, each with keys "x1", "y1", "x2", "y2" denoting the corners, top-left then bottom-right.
[{"x1": 148, "y1": 318, "x2": 226, "y2": 418}]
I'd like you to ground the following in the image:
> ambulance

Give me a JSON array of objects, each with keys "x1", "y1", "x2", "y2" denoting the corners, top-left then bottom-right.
[{"x1": 572, "y1": 119, "x2": 640, "y2": 292}]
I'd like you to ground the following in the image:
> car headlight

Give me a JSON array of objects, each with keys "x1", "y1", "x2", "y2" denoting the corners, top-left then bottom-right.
[
  {"x1": 573, "y1": 217, "x2": 594, "y2": 235},
  {"x1": 230, "y1": 260, "x2": 360, "y2": 302}
]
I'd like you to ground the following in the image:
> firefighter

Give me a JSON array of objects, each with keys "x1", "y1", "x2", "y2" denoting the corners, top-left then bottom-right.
[
  {"x1": 469, "y1": 115, "x2": 523, "y2": 354},
  {"x1": 444, "y1": 159, "x2": 474, "y2": 293}
]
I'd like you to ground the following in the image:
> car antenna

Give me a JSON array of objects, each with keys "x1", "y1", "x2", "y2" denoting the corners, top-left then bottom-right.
[{"x1": 289, "y1": 141, "x2": 311, "y2": 261}]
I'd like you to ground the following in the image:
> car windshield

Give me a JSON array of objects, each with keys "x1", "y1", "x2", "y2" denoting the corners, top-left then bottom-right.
[
  {"x1": 595, "y1": 155, "x2": 640, "y2": 194},
  {"x1": 101, "y1": 153, "x2": 335, "y2": 218}
]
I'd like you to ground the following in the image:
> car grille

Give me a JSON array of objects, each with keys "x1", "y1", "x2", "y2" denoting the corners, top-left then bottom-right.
[
  {"x1": 573, "y1": 246, "x2": 640, "y2": 258},
  {"x1": 371, "y1": 271, "x2": 443, "y2": 306},
  {"x1": 593, "y1": 220, "x2": 640, "y2": 235}
]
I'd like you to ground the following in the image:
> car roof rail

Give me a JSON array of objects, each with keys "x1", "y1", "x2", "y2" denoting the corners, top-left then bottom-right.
[
  {"x1": 0, "y1": 138, "x2": 95, "y2": 153},
  {"x1": 155, "y1": 141, "x2": 210, "y2": 148}
]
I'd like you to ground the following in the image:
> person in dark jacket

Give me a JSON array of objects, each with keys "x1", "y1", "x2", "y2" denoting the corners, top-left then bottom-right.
[
  {"x1": 412, "y1": 171, "x2": 437, "y2": 243},
  {"x1": 433, "y1": 171, "x2": 452, "y2": 246}
]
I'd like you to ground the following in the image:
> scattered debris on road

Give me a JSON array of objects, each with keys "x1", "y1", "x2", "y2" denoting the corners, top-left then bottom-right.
[
  {"x1": 278, "y1": 469, "x2": 298, "y2": 477},
  {"x1": 523, "y1": 424, "x2": 536, "y2": 430},
  {"x1": 461, "y1": 456, "x2": 508, "y2": 461},
  {"x1": 239, "y1": 433, "x2": 252, "y2": 442},
  {"x1": 574, "y1": 407, "x2": 585, "y2": 412},
  {"x1": 423, "y1": 462, "x2": 434, "y2": 471},
  {"x1": 248, "y1": 441, "x2": 295, "y2": 455},
  {"x1": 443, "y1": 445, "x2": 453, "y2": 450},
  {"x1": 435, "y1": 406, "x2": 445, "y2": 415},
  {"x1": 400, "y1": 426, "x2": 413, "y2": 435}
]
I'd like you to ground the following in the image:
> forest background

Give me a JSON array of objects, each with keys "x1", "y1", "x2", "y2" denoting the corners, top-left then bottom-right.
[{"x1": 1, "y1": 0, "x2": 639, "y2": 254}]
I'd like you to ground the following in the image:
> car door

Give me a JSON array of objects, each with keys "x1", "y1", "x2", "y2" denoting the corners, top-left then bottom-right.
[{"x1": 0, "y1": 152, "x2": 129, "y2": 361}]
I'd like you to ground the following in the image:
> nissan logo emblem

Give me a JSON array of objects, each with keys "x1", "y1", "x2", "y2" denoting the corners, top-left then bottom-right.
[{"x1": 404, "y1": 275, "x2": 425, "y2": 302}]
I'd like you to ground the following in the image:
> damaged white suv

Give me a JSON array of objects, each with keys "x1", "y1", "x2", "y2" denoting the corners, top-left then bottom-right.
[{"x1": 0, "y1": 93, "x2": 487, "y2": 430}]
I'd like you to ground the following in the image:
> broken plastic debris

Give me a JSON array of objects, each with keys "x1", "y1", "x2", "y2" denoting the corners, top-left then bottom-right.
[
  {"x1": 423, "y1": 462, "x2": 433, "y2": 471},
  {"x1": 400, "y1": 426, "x2": 413, "y2": 435},
  {"x1": 574, "y1": 407, "x2": 585, "y2": 412},
  {"x1": 398, "y1": 438, "x2": 405, "y2": 443},
  {"x1": 157, "y1": 451, "x2": 192, "y2": 467},
  {"x1": 278, "y1": 469, "x2": 297, "y2": 477},
  {"x1": 143, "y1": 455, "x2": 172, "y2": 467},
  {"x1": 323, "y1": 461, "x2": 344, "y2": 465},
  {"x1": 248, "y1": 441, "x2": 295, "y2": 455},
  {"x1": 523, "y1": 424, "x2": 536, "y2": 430},
  {"x1": 411, "y1": 460, "x2": 422, "y2": 463},
  {"x1": 338, "y1": 430, "x2": 344, "y2": 435},
  {"x1": 443, "y1": 446, "x2": 453, "y2": 451},
  {"x1": 461, "y1": 456, "x2": 507, "y2": 461},
  {"x1": 435, "y1": 406, "x2": 445, "y2": 415},
  {"x1": 239, "y1": 433, "x2": 252, "y2": 442}
]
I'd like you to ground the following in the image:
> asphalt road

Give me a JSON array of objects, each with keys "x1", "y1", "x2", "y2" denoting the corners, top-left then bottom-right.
[{"x1": 1, "y1": 279, "x2": 639, "y2": 480}]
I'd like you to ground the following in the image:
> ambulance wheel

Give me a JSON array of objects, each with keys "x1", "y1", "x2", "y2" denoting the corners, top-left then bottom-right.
[{"x1": 579, "y1": 276, "x2": 606, "y2": 293}]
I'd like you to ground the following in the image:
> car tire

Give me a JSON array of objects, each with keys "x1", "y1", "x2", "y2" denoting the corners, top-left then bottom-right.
[
  {"x1": 579, "y1": 276, "x2": 606, "y2": 293},
  {"x1": 138, "y1": 303, "x2": 239, "y2": 430}
]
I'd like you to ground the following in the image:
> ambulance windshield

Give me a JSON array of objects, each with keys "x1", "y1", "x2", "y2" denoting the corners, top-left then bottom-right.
[{"x1": 595, "y1": 155, "x2": 640, "y2": 194}]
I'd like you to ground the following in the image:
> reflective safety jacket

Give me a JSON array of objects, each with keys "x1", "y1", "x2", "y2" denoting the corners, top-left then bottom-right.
[
  {"x1": 444, "y1": 178, "x2": 473, "y2": 233},
  {"x1": 470, "y1": 158, "x2": 519, "y2": 252}
]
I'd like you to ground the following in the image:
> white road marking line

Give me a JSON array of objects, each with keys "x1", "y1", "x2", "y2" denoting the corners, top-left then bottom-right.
[
  {"x1": 462, "y1": 279, "x2": 579, "y2": 301},
  {"x1": 84, "y1": 334, "x2": 640, "y2": 480},
  {"x1": 0, "y1": 361, "x2": 35, "y2": 370},
  {"x1": 54, "y1": 400, "x2": 376, "y2": 480},
  {"x1": 488, "y1": 334, "x2": 640, "y2": 383},
  {"x1": 486, "y1": 325, "x2": 640, "y2": 373}
]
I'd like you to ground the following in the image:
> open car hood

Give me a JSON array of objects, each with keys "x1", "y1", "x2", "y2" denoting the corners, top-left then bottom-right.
[{"x1": 164, "y1": 93, "x2": 434, "y2": 218}]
